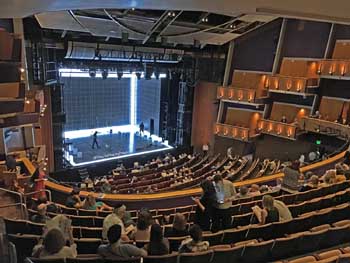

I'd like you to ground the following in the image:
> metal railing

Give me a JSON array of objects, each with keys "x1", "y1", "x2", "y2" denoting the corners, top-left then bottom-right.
[{"x1": 0, "y1": 202, "x2": 28, "y2": 219}]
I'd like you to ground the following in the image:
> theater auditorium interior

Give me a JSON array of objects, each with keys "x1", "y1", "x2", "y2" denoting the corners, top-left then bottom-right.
[{"x1": 4, "y1": 1, "x2": 350, "y2": 263}]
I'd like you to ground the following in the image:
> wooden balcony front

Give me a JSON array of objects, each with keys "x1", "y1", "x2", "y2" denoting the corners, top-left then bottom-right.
[
  {"x1": 257, "y1": 119, "x2": 297, "y2": 140},
  {"x1": 214, "y1": 123, "x2": 250, "y2": 142},
  {"x1": 217, "y1": 87, "x2": 259, "y2": 103},
  {"x1": 266, "y1": 75, "x2": 319, "y2": 94},
  {"x1": 317, "y1": 59, "x2": 350, "y2": 78}
]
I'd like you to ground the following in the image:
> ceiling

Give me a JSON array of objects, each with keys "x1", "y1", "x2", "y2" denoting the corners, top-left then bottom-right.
[{"x1": 3, "y1": 0, "x2": 350, "y2": 23}]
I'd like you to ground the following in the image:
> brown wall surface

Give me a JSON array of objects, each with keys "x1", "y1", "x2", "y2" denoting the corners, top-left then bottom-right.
[
  {"x1": 270, "y1": 103, "x2": 310, "y2": 123},
  {"x1": 191, "y1": 81, "x2": 218, "y2": 153},
  {"x1": 332, "y1": 41, "x2": 350, "y2": 59}
]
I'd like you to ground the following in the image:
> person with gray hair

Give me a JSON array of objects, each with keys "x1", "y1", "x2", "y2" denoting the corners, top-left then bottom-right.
[{"x1": 102, "y1": 203, "x2": 134, "y2": 241}]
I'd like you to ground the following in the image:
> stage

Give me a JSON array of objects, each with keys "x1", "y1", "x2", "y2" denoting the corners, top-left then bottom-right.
[{"x1": 64, "y1": 125, "x2": 173, "y2": 166}]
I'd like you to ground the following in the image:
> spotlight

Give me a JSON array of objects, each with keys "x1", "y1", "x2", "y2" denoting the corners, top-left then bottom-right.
[
  {"x1": 117, "y1": 72, "x2": 123, "y2": 80},
  {"x1": 102, "y1": 70, "x2": 108, "y2": 79},
  {"x1": 19, "y1": 67, "x2": 25, "y2": 73},
  {"x1": 135, "y1": 72, "x2": 141, "y2": 80},
  {"x1": 89, "y1": 69, "x2": 96, "y2": 78}
]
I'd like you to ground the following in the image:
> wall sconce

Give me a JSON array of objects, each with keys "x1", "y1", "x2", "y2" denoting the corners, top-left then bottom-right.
[
  {"x1": 215, "y1": 126, "x2": 220, "y2": 134},
  {"x1": 341, "y1": 65, "x2": 346, "y2": 76},
  {"x1": 268, "y1": 124, "x2": 273, "y2": 132},
  {"x1": 317, "y1": 64, "x2": 322, "y2": 75},
  {"x1": 233, "y1": 128, "x2": 238, "y2": 137},
  {"x1": 264, "y1": 78, "x2": 270, "y2": 88},
  {"x1": 296, "y1": 82, "x2": 302, "y2": 92},
  {"x1": 224, "y1": 128, "x2": 228, "y2": 135},
  {"x1": 275, "y1": 80, "x2": 279, "y2": 90},
  {"x1": 219, "y1": 90, "x2": 224, "y2": 98},
  {"x1": 329, "y1": 65, "x2": 334, "y2": 75},
  {"x1": 287, "y1": 128, "x2": 292, "y2": 137},
  {"x1": 229, "y1": 90, "x2": 233, "y2": 99},
  {"x1": 287, "y1": 81, "x2": 292, "y2": 91}
]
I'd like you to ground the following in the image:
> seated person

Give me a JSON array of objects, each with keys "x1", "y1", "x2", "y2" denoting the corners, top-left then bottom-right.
[
  {"x1": 179, "y1": 224, "x2": 209, "y2": 253},
  {"x1": 300, "y1": 175, "x2": 319, "y2": 192},
  {"x1": 32, "y1": 228, "x2": 77, "y2": 259},
  {"x1": 82, "y1": 194, "x2": 112, "y2": 211},
  {"x1": 31, "y1": 203, "x2": 50, "y2": 224},
  {"x1": 320, "y1": 170, "x2": 337, "y2": 187},
  {"x1": 252, "y1": 195, "x2": 279, "y2": 225},
  {"x1": 274, "y1": 199, "x2": 292, "y2": 221},
  {"x1": 144, "y1": 224, "x2": 169, "y2": 256},
  {"x1": 65, "y1": 188, "x2": 83, "y2": 209},
  {"x1": 131, "y1": 209, "x2": 152, "y2": 241},
  {"x1": 249, "y1": 184, "x2": 261, "y2": 196},
  {"x1": 281, "y1": 116, "x2": 287, "y2": 123},
  {"x1": 165, "y1": 213, "x2": 188, "y2": 237},
  {"x1": 98, "y1": 224, "x2": 147, "y2": 258},
  {"x1": 334, "y1": 164, "x2": 347, "y2": 182},
  {"x1": 36, "y1": 196, "x2": 58, "y2": 213},
  {"x1": 236, "y1": 186, "x2": 250, "y2": 199}
]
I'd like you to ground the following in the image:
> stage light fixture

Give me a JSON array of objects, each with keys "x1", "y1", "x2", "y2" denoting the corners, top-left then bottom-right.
[
  {"x1": 135, "y1": 72, "x2": 141, "y2": 80},
  {"x1": 89, "y1": 69, "x2": 96, "y2": 78},
  {"x1": 102, "y1": 69, "x2": 109, "y2": 79}
]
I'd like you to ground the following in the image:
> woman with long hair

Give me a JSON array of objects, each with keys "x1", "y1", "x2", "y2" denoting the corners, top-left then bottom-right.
[{"x1": 144, "y1": 224, "x2": 169, "y2": 255}]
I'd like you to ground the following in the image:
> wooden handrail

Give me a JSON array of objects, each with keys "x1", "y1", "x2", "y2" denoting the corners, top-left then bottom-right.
[{"x1": 24, "y1": 149, "x2": 344, "y2": 201}]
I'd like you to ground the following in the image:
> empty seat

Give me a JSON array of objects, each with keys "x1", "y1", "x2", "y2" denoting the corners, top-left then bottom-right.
[
  {"x1": 310, "y1": 224, "x2": 331, "y2": 232},
  {"x1": 240, "y1": 239, "x2": 274, "y2": 263},
  {"x1": 211, "y1": 245, "x2": 244, "y2": 263},
  {"x1": 75, "y1": 238, "x2": 102, "y2": 254},
  {"x1": 332, "y1": 219, "x2": 350, "y2": 227},
  {"x1": 78, "y1": 209, "x2": 97, "y2": 217},
  {"x1": 338, "y1": 253, "x2": 350, "y2": 263},
  {"x1": 316, "y1": 249, "x2": 342, "y2": 260},
  {"x1": 168, "y1": 236, "x2": 187, "y2": 252},
  {"x1": 143, "y1": 252, "x2": 179, "y2": 263},
  {"x1": 5, "y1": 218, "x2": 28, "y2": 234},
  {"x1": 321, "y1": 225, "x2": 350, "y2": 248},
  {"x1": 27, "y1": 221, "x2": 44, "y2": 236},
  {"x1": 178, "y1": 250, "x2": 213, "y2": 263},
  {"x1": 202, "y1": 231, "x2": 223, "y2": 246},
  {"x1": 222, "y1": 227, "x2": 249, "y2": 245},
  {"x1": 271, "y1": 235, "x2": 301, "y2": 260},
  {"x1": 26, "y1": 258, "x2": 65, "y2": 263},
  {"x1": 245, "y1": 223, "x2": 274, "y2": 241},
  {"x1": 288, "y1": 256, "x2": 317, "y2": 263},
  {"x1": 66, "y1": 256, "x2": 104, "y2": 263},
  {"x1": 104, "y1": 257, "x2": 141, "y2": 263},
  {"x1": 8, "y1": 234, "x2": 40, "y2": 262},
  {"x1": 294, "y1": 229, "x2": 328, "y2": 254},
  {"x1": 80, "y1": 227, "x2": 102, "y2": 239}
]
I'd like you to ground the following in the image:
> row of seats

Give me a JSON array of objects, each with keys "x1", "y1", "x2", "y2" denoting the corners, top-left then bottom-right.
[{"x1": 17, "y1": 217, "x2": 350, "y2": 263}]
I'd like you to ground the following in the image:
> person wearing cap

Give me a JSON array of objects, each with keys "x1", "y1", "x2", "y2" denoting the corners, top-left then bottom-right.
[{"x1": 102, "y1": 204, "x2": 134, "y2": 241}]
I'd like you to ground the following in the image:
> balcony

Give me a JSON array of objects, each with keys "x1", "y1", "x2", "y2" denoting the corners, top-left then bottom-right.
[
  {"x1": 266, "y1": 75, "x2": 319, "y2": 94},
  {"x1": 217, "y1": 87, "x2": 259, "y2": 103},
  {"x1": 214, "y1": 123, "x2": 250, "y2": 142},
  {"x1": 317, "y1": 60, "x2": 350, "y2": 79},
  {"x1": 257, "y1": 119, "x2": 297, "y2": 140}
]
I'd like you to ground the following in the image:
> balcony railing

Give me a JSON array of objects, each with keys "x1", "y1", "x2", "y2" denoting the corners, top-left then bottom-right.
[
  {"x1": 257, "y1": 119, "x2": 297, "y2": 140},
  {"x1": 214, "y1": 123, "x2": 250, "y2": 141},
  {"x1": 317, "y1": 60, "x2": 350, "y2": 77},
  {"x1": 217, "y1": 87, "x2": 257, "y2": 103},
  {"x1": 266, "y1": 75, "x2": 319, "y2": 93}
]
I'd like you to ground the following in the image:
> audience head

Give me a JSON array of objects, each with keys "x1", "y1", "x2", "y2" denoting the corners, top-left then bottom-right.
[
  {"x1": 43, "y1": 228, "x2": 66, "y2": 255},
  {"x1": 84, "y1": 194, "x2": 96, "y2": 207},
  {"x1": 310, "y1": 175, "x2": 319, "y2": 187},
  {"x1": 304, "y1": 171, "x2": 314, "y2": 181},
  {"x1": 200, "y1": 179, "x2": 215, "y2": 194},
  {"x1": 239, "y1": 186, "x2": 249, "y2": 196},
  {"x1": 37, "y1": 203, "x2": 47, "y2": 216},
  {"x1": 189, "y1": 224, "x2": 202, "y2": 243},
  {"x1": 291, "y1": 160, "x2": 300, "y2": 171},
  {"x1": 262, "y1": 195, "x2": 275, "y2": 211},
  {"x1": 260, "y1": 185, "x2": 269, "y2": 194},
  {"x1": 324, "y1": 170, "x2": 336, "y2": 184},
  {"x1": 213, "y1": 174, "x2": 223, "y2": 184},
  {"x1": 70, "y1": 188, "x2": 80, "y2": 197},
  {"x1": 38, "y1": 196, "x2": 48, "y2": 205},
  {"x1": 113, "y1": 203, "x2": 127, "y2": 218},
  {"x1": 250, "y1": 184, "x2": 260, "y2": 193},
  {"x1": 335, "y1": 163, "x2": 344, "y2": 175},
  {"x1": 137, "y1": 209, "x2": 152, "y2": 230},
  {"x1": 173, "y1": 213, "x2": 187, "y2": 231},
  {"x1": 107, "y1": 224, "x2": 122, "y2": 244}
]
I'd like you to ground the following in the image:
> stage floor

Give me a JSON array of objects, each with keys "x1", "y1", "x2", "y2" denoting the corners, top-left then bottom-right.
[{"x1": 64, "y1": 125, "x2": 172, "y2": 166}]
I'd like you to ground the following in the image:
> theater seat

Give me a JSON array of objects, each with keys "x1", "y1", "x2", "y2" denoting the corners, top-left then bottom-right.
[
  {"x1": 316, "y1": 256, "x2": 339, "y2": 263},
  {"x1": 240, "y1": 239, "x2": 274, "y2": 263},
  {"x1": 75, "y1": 238, "x2": 102, "y2": 254},
  {"x1": 271, "y1": 235, "x2": 301, "y2": 260},
  {"x1": 310, "y1": 224, "x2": 331, "y2": 232},
  {"x1": 202, "y1": 231, "x2": 223, "y2": 246},
  {"x1": 25, "y1": 258, "x2": 65, "y2": 263},
  {"x1": 143, "y1": 252, "x2": 179, "y2": 263},
  {"x1": 316, "y1": 249, "x2": 342, "y2": 260},
  {"x1": 211, "y1": 245, "x2": 244, "y2": 263},
  {"x1": 288, "y1": 256, "x2": 317, "y2": 263},
  {"x1": 66, "y1": 256, "x2": 104, "y2": 263},
  {"x1": 222, "y1": 227, "x2": 249, "y2": 244},
  {"x1": 104, "y1": 257, "x2": 141, "y2": 263},
  {"x1": 338, "y1": 253, "x2": 350, "y2": 263},
  {"x1": 178, "y1": 250, "x2": 213, "y2": 263},
  {"x1": 332, "y1": 220, "x2": 350, "y2": 227}
]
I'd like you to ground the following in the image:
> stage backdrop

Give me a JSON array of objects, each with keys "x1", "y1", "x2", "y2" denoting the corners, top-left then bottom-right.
[{"x1": 61, "y1": 75, "x2": 161, "y2": 134}]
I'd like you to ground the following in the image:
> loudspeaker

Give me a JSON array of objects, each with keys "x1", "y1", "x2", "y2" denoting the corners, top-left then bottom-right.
[{"x1": 150, "y1": 118, "x2": 154, "y2": 135}]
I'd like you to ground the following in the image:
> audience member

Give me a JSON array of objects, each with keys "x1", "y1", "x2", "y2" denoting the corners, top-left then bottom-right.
[
  {"x1": 143, "y1": 224, "x2": 169, "y2": 256},
  {"x1": 82, "y1": 194, "x2": 112, "y2": 211},
  {"x1": 282, "y1": 160, "x2": 300, "y2": 191},
  {"x1": 31, "y1": 203, "x2": 50, "y2": 224},
  {"x1": 103, "y1": 204, "x2": 134, "y2": 241},
  {"x1": 253, "y1": 195, "x2": 279, "y2": 225},
  {"x1": 131, "y1": 209, "x2": 152, "y2": 241},
  {"x1": 236, "y1": 186, "x2": 250, "y2": 199},
  {"x1": 35, "y1": 196, "x2": 58, "y2": 213},
  {"x1": 193, "y1": 179, "x2": 216, "y2": 231},
  {"x1": 166, "y1": 213, "x2": 188, "y2": 237},
  {"x1": 179, "y1": 225, "x2": 209, "y2": 253},
  {"x1": 274, "y1": 199, "x2": 292, "y2": 221},
  {"x1": 65, "y1": 188, "x2": 83, "y2": 209},
  {"x1": 249, "y1": 184, "x2": 261, "y2": 196},
  {"x1": 212, "y1": 174, "x2": 236, "y2": 232},
  {"x1": 98, "y1": 224, "x2": 146, "y2": 258},
  {"x1": 321, "y1": 170, "x2": 337, "y2": 186},
  {"x1": 32, "y1": 228, "x2": 77, "y2": 259}
]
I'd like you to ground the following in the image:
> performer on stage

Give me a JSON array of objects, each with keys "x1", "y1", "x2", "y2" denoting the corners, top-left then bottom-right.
[
  {"x1": 139, "y1": 122, "x2": 145, "y2": 135},
  {"x1": 92, "y1": 131, "x2": 100, "y2": 149}
]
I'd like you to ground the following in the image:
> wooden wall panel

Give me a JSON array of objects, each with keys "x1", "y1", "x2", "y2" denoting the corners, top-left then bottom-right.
[
  {"x1": 279, "y1": 58, "x2": 319, "y2": 78},
  {"x1": 224, "y1": 108, "x2": 261, "y2": 136},
  {"x1": 332, "y1": 41, "x2": 350, "y2": 59},
  {"x1": 319, "y1": 97, "x2": 348, "y2": 122},
  {"x1": 231, "y1": 71, "x2": 267, "y2": 91},
  {"x1": 0, "y1": 82, "x2": 20, "y2": 97},
  {"x1": 270, "y1": 103, "x2": 309, "y2": 123},
  {"x1": 191, "y1": 81, "x2": 218, "y2": 153}
]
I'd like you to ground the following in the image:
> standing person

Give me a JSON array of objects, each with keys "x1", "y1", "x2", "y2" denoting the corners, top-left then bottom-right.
[
  {"x1": 31, "y1": 163, "x2": 46, "y2": 199},
  {"x1": 139, "y1": 122, "x2": 145, "y2": 135},
  {"x1": 193, "y1": 179, "x2": 216, "y2": 231},
  {"x1": 202, "y1": 143, "x2": 209, "y2": 156},
  {"x1": 281, "y1": 116, "x2": 287, "y2": 123},
  {"x1": 92, "y1": 131, "x2": 99, "y2": 149},
  {"x1": 212, "y1": 174, "x2": 236, "y2": 232}
]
